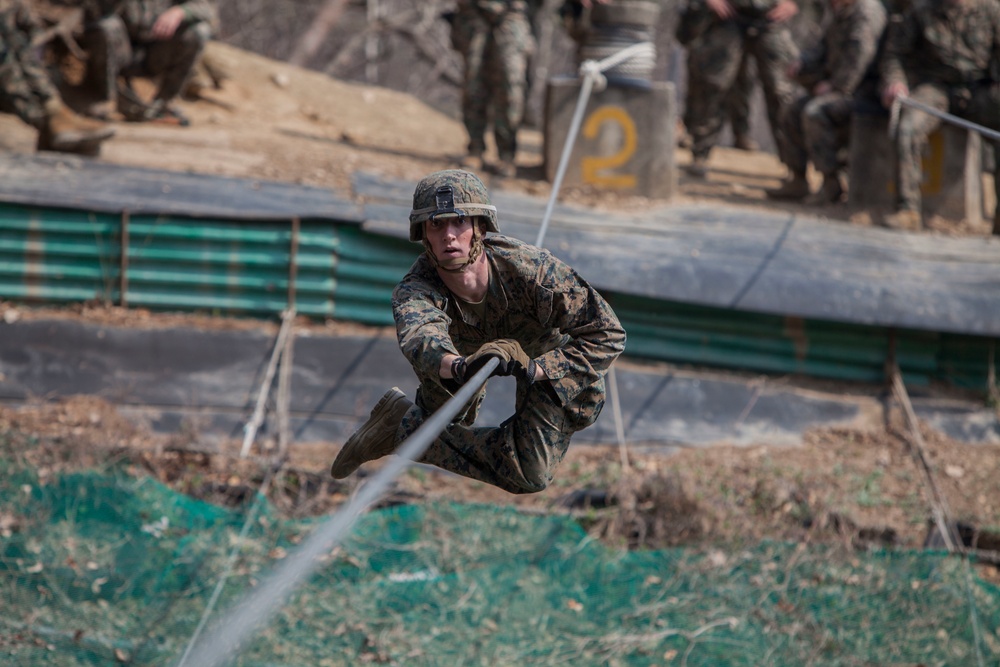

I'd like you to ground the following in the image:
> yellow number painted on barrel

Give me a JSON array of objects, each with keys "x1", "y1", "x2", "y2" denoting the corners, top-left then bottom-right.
[{"x1": 581, "y1": 106, "x2": 637, "y2": 189}]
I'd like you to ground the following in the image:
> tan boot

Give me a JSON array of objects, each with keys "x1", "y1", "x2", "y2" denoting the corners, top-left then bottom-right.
[
  {"x1": 460, "y1": 154, "x2": 483, "y2": 171},
  {"x1": 765, "y1": 174, "x2": 810, "y2": 201},
  {"x1": 330, "y1": 387, "x2": 413, "y2": 479},
  {"x1": 494, "y1": 160, "x2": 516, "y2": 178},
  {"x1": 40, "y1": 99, "x2": 115, "y2": 154},
  {"x1": 805, "y1": 174, "x2": 844, "y2": 205},
  {"x1": 882, "y1": 208, "x2": 922, "y2": 231}
]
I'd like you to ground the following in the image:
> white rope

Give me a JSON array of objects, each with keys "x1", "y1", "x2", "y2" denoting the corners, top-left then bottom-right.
[
  {"x1": 176, "y1": 359, "x2": 499, "y2": 667},
  {"x1": 890, "y1": 95, "x2": 1000, "y2": 142},
  {"x1": 177, "y1": 38, "x2": 655, "y2": 667},
  {"x1": 535, "y1": 42, "x2": 651, "y2": 461}
]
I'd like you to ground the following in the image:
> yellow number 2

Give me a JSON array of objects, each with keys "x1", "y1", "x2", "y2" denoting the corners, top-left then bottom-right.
[{"x1": 581, "y1": 106, "x2": 638, "y2": 189}]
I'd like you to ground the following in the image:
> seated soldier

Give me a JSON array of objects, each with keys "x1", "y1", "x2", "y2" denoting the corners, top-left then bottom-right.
[
  {"x1": 83, "y1": 0, "x2": 216, "y2": 124},
  {"x1": 766, "y1": 0, "x2": 886, "y2": 204},
  {"x1": 0, "y1": 1, "x2": 114, "y2": 154}
]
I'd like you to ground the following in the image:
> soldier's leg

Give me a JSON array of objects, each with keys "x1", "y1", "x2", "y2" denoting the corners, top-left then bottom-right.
[
  {"x1": 765, "y1": 93, "x2": 810, "y2": 200},
  {"x1": 894, "y1": 83, "x2": 947, "y2": 214},
  {"x1": 802, "y1": 93, "x2": 854, "y2": 203},
  {"x1": 749, "y1": 26, "x2": 798, "y2": 167},
  {"x1": 728, "y1": 52, "x2": 756, "y2": 150},
  {"x1": 0, "y1": 7, "x2": 114, "y2": 153},
  {"x1": 963, "y1": 84, "x2": 1000, "y2": 234},
  {"x1": 683, "y1": 21, "x2": 745, "y2": 168},
  {"x1": 81, "y1": 15, "x2": 132, "y2": 109},
  {"x1": 489, "y1": 11, "x2": 533, "y2": 173},
  {"x1": 461, "y1": 26, "x2": 491, "y2": 161},
  {"x1": 144, "y1": 21, "x2": 210, "y2": 107},
  {"x1": 407, "y1": 380, "x2": 574, "y2": 495},
  {"x1": 0, "y1": 6, "x2": 55, "y2": 130}
]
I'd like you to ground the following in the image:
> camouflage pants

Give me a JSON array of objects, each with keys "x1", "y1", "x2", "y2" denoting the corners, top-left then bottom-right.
[
  {"x1": 895, "y1": 82, "x2": 1000, "y2": 212},
  {"x1": 456, "y1": 7, "x2": 534, "y2": 161},
  {"x1": 84, "y1": 14, "x2": 210, "y2": 104},
  {"x1": 397, "y1": 376, "x2": 604, "y2": 495},
  {"x1": 0, "y1": 3, "x2": 57, "y2": 130},
  {"x1": 683, "y1": 19, "x2": 798, "y2": 162},
  {"x1": 726, "y1": 52, "x2": 754, "y2": 139},
  {"x1": 780, "y1": 91, "x2": 853, "y2": 177}
]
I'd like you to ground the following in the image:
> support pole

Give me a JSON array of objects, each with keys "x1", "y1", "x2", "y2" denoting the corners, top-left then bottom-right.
[{"x1": 119, "y1": 210, "x2": 129, "y2": 307}]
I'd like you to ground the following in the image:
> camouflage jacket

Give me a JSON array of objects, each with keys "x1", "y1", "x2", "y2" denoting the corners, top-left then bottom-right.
[
  {"x1": 799, "y1": 0, "x2": 886, "y2": 95},
  {"x1": 392, "y1": 236, "x2": 626, "y2": 408},
  {"x1": 88, "y1": 0, "x2": 216, "y2": 35},
  {"x1": 881, "y1": 0, "x2": 1000, "y2": 88}
]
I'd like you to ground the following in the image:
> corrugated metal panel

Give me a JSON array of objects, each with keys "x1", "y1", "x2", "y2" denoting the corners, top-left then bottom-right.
[
  {"x1": 607, "y1": 294, "x2": 996, "y2": 388},
  {"x1": 1, "y1": 202, "x2": 996, "y2": 389}
]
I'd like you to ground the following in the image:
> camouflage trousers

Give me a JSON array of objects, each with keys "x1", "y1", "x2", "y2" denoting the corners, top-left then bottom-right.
[
  {"x1": 779, "y1": 91, "x2": 853, "y2": 177},
  {"x1": 683, "y1": 19, "x2": 798, "y2": 162},
  {"x1": 0, "y1": 3, "x2": 57, "y2": 130},
  {"x1": 894, "y1": 82, "x2": 1000, "y2": 212},
  {"x1": 726, "y1": 51, "x2": 755, "y2": 139},
  {"x1": 397, "y1": 376, "x2": 604, "y2": 495},
  {"x1": 455, "y1": 7, "x2": 534, "y2": 161},
  {"x1": 83, "y1": 14, "x2": 210, "y2": 104}
]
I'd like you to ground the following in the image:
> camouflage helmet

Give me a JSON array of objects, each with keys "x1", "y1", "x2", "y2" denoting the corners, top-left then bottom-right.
[{"x1": 408, "y1": 169, "x2": 500, "y2": 242}]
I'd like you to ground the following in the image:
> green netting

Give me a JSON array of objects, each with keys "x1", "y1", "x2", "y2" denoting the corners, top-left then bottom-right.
[{"x1": 2, "y1": 458, "x2": 1000, "y2": 666}]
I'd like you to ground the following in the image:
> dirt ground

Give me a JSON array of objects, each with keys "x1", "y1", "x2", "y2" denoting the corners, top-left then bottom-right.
[{"x1": 1, "y1": 41, "x2": 999, "y2": 576}]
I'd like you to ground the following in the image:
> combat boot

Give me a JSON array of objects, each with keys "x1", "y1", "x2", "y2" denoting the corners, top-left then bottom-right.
[
  {"x1": 460, "y1": 153, "x2": 484, "y2": 171},
  {"x1": 882, "y1": 208, "x2": 922, "y2": 231},
  {"x1": 734, "y1": 134, "x2": 759, "y2": 151},
  {"x1": 330, "y1": 387, "x2": 413, "y2": 479},
  {"x1": 685, "y1": 154, "x2": 709, "y2": 178},
  {"x1": 765, "y1": 174, "x2": 810, "y2": 201},
  {"x1": 39, "y1": 100, "x2": 115, "y2": 154},
  {"x1": 494, "y1": 160, "x2": 516, "y2": 178},
  {"x1": 805, "y1": 174, "x2": 844, "y2": 205}
]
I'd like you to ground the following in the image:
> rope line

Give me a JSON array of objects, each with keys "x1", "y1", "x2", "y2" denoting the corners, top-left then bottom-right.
[
  {"x1": 177, "y1": 39, "x2": 655, "y2": 667},
  {"x1": 176, "y1": 359, "x2": 499, "y2": 667},
  {"x1": 890, "y1": 95, "x2": 1000, "y2": 142}
]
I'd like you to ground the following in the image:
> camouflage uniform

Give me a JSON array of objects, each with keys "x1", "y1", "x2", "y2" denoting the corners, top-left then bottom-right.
[
  {"x1": 452, "y1": 0, "x2": 538, "y2": 163},
  {"x1": 0, "y1": 0, "x2": 58, "y2": 130},
  {"x1": 682, "y1": 0, "x2": 800, "y2": 163},
  {"x1": 84, "y1": 0, "x2": 216, "y2": 111},
  {"x1": 392, "y1": 235, "x2": 626, "y2": 495},
  {"x1": 780, "y1": 0, "x2": 886, "y2": 180},
  {"x1": 880, "y1": 0, "x2": 1000, "y2": 214}
]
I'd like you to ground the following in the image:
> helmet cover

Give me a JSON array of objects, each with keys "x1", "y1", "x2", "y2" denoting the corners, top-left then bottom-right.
[{"x1": 408, "y1": 169, "x2": 500, "y2": 242}]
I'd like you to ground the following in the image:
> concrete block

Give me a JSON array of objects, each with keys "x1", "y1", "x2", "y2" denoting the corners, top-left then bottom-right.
[
  {"x1": 543, "y1": 77, "x2": 676, "y2": 199},
  {"x1": 847, "y1": 112, "x2": 983, "y2": 223}
]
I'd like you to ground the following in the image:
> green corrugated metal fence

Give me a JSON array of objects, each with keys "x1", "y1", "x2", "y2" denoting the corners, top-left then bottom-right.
[{"x1": 0, "y1": 202, "x2": 996, "y2": 389}]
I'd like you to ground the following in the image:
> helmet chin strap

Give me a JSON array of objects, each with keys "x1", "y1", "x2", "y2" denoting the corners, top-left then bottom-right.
[{"x1": 423, "y1": 221, "x2": 484, "y2": 273}]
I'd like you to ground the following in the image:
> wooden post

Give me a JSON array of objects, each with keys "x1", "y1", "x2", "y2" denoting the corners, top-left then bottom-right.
[{"x1": 120, "y1": 210, "x2": 129, "y2": 307}]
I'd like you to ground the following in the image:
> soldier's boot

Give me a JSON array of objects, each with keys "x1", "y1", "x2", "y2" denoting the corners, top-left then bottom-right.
[
  {"x1": 882, "y1": 208, "x2": 922, "y2": 231},
  {"x1": 39, "y1": 100, "x2": 115, "y2": 154},
  {"x1": 765, "y1": 174, "x2": 810, "y2": 201},
  {"x1": 685, "y1": 154, "x2": 709, "y2": 178},
  {"x1": 330, "y1": 387, "x2": 413, "y2": 479},
  {"x1": 733, "y1": 134, "x2": 759, "y2": 151},
  {"x1": 805, "y1": 173, "x2": 844, "y2": 205},
  {"x1": 460, "y1": 153, "x2": 483, "y2": 171},
  {"x1": 494, "y1": 159, "x2": 516, "y2": 178}
]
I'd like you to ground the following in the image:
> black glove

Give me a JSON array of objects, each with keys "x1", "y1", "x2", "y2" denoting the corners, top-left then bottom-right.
[{"x1": 452, "y1": 339, "x2": 536, "y2": 385}]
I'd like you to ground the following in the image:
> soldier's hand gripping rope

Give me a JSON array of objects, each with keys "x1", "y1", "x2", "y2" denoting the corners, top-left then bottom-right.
[{"x1": 451, "y1": 339, "x2": 537, "y2": 385}]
